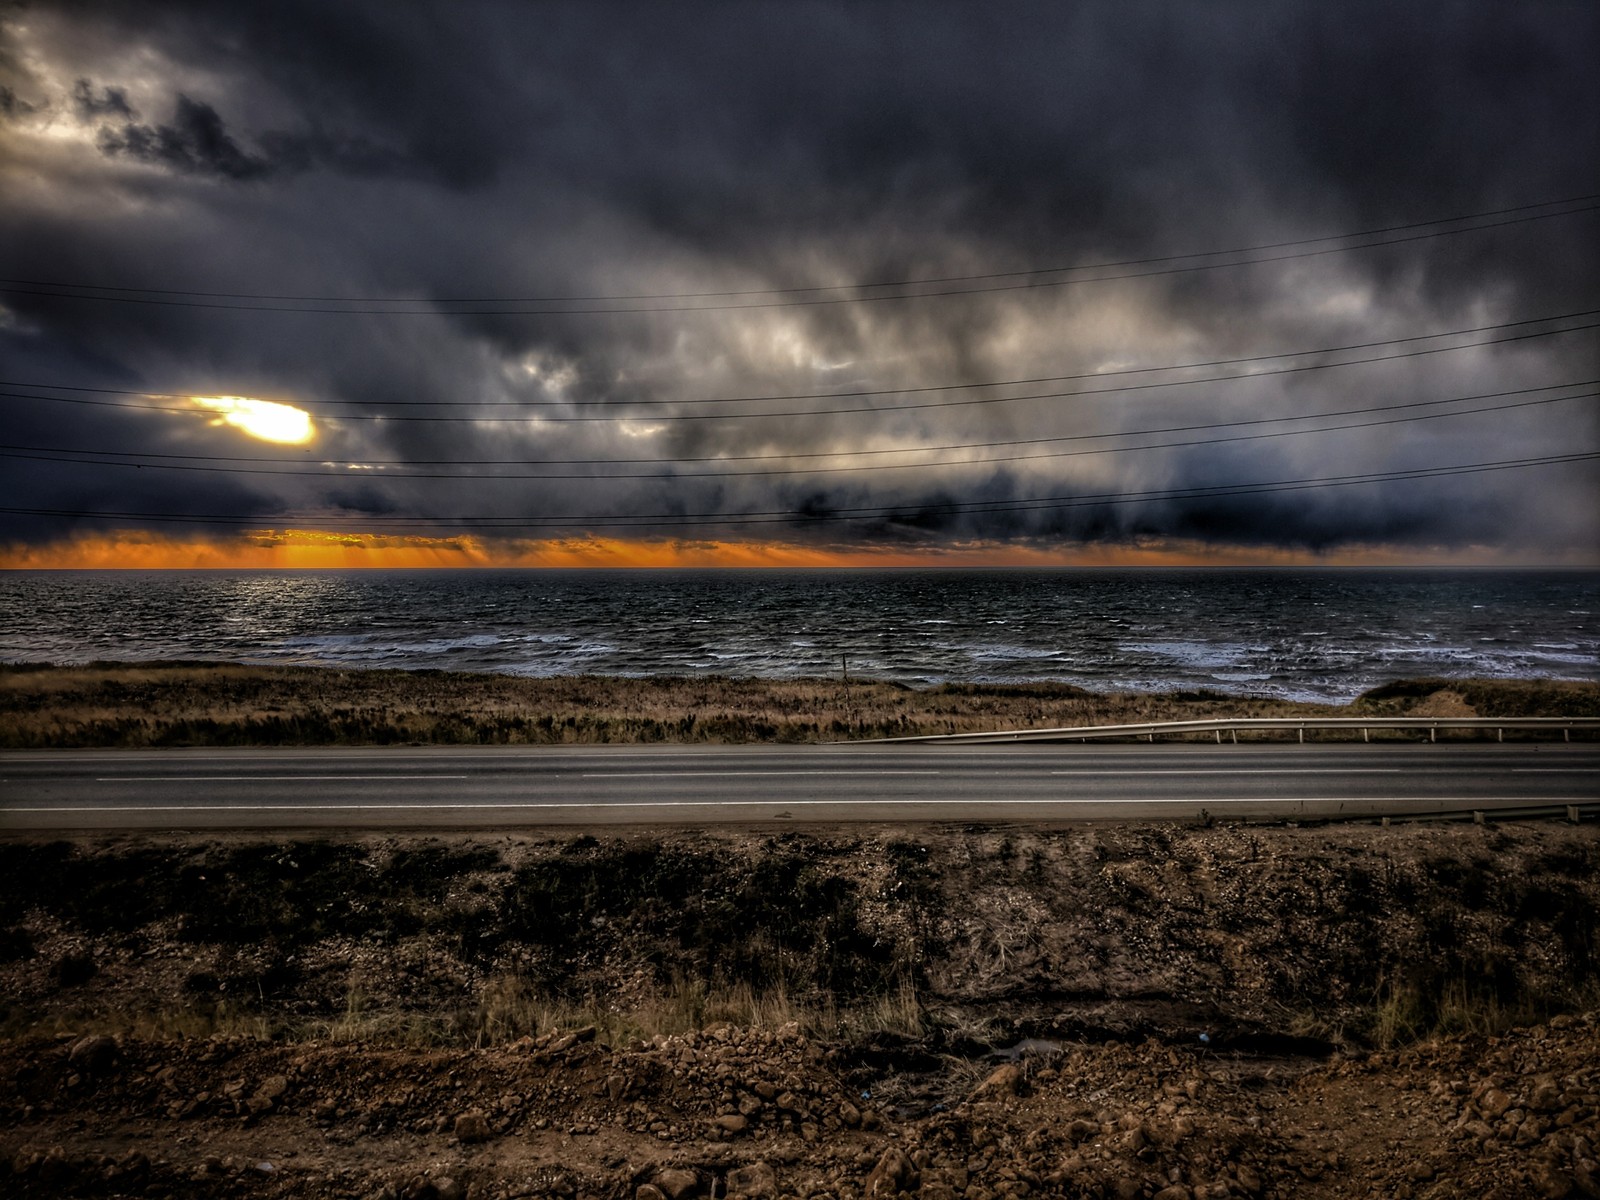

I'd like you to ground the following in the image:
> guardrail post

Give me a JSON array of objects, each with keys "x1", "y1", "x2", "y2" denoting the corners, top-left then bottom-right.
[
  {"x1": 1473, "y1": 810, "x2": 1485, "y2": 825},
  {"x1": 889, "y1": 714, "x2": 1597, "y2": 747},
  {"x1": 1569, "y1": 805, "x2": 1582, "y2": 824}
]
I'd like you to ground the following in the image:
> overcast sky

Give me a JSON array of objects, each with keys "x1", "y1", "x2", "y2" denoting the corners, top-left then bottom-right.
[{"x1": 1, "y1": 1, "x2": 1597, "y2": 566}]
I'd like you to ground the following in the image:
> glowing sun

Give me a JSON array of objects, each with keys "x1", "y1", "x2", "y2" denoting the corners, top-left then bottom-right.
[{"x1": 193, "y1": 395, "x2": 315, "y2": 444}]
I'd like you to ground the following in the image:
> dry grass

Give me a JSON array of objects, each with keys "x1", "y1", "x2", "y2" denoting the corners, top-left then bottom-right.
[
  {"x1": 455, "y1": 973, "x2": 925, "y2": 1048},
  {"x1": 10, "y1": 1000, "x2": 278, "y2": 1043},
  {"x1": 1287, "y1": 975, "x2": 1600, "y2": 1051},
  {"x1": 1366, "y1": 979, "x2": 1549, "y2": 1050},
  {"x1": 8, "y1": 822, "x2": 1596, "y2": 1054},
  {"x1": 20, "y1": 977, "x2": 925, "y2": 1050},
  {"x1": 25, "y1": 971, "x2": 1593, "y2": 1053},
  {"x1": 3, "y1": 662, "x2": 1594, "y2": 748}
]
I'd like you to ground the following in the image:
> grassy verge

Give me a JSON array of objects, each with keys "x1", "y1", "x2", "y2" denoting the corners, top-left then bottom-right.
[{"x1": 3, "y1": 662, "x2": 1596, "y2": 747}]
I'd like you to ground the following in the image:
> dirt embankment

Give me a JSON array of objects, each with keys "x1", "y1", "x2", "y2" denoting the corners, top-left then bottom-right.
[
  {"x1": 3, "y1": 821, "x2": 1599, "y2": 1198},
  {"x1": 5, "y1": 825, "x2": 1598, "y2": 1047},
  {"x1": 5, "y1": 1012, "x2": 1596, "y2": 1200},
  {"x1": 3, "y1": 663, "x2": 1596, "y2": 746}
]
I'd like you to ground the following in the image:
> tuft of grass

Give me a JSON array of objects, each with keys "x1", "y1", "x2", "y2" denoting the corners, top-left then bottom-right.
[
  {"x1": 1318, "y1": 975, "x2": 1600, "y2": 1050},
  {"x1": 1369, "y1": 983, "x2": 1427, "y2": 1049}
]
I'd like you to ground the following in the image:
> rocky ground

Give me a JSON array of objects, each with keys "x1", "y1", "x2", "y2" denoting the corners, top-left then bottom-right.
[
  {"x1": 2, "y1": 820, "x2": 1598, "y2": 1198},
  {"x1": 3, "y1": 1010, "x2": 1596, "y2": 1199}
]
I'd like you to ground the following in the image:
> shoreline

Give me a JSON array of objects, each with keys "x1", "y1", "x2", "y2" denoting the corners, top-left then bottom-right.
[{"x1": 3, "y1": 662, "x2": 1598, "y2": 748}]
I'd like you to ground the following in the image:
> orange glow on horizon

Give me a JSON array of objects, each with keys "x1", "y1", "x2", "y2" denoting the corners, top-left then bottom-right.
[{"x1": 1, "y1": 529, "x2": 1590, "y2": 570}]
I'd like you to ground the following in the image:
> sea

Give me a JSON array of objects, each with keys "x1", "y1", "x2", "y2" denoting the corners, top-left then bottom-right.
[{"x1": 1, "y1": 568, "x2": 1596, "y2": 703}]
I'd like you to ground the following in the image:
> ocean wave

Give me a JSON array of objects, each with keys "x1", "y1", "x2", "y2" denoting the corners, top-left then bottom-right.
[
  {"x1": 963, "y1": 644, "x2": 1065, "y2": 661},
  {"x1": 4, "y1": 567, "x2": 1596, "y2": 702},
  {"x1": 1117, "y1": 641, "x2": 1254, "y2": 668}
]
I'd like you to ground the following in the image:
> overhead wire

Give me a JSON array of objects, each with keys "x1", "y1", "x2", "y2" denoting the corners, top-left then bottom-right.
[
  {"x1": 5, "y1": 309, "x2": 1596, "y2": 410},
  {"x1": 4, "y1": 453, "x2": 1595, "y2": 531},
  {"x1": 3, "y1": 312, "x2": 1596, "y2": 425},
  {"x1": 1, "y1": 198, "x2": 1594, "y2": 316},
  {"x1": 6, "y1": 193, "x2": 1594, "y2": 304},
  {"x1": 6, "y1": 192, "x2": 1594, "y2": 552},
  {"x1": 2, "y1": 388, "x2": 1591, "y2": 481},
  {"x1": 3, "y1": 379, "x2": 1587, "y2": 469}
]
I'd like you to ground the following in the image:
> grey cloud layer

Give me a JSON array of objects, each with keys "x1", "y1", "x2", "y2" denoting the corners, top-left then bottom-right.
[{"x1": 1, "y1": 1, "x2": 1596, "y2": 555}]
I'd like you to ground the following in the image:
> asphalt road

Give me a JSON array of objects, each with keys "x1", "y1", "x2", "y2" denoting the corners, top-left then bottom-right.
[{"x1": 2, "y1": 743, "x2": 1596, "y2": 829}]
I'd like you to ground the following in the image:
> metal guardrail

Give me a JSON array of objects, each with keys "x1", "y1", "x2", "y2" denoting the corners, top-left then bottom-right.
[{"x1": 874, "y1": 716, "x2": 1600, "y2": 745}]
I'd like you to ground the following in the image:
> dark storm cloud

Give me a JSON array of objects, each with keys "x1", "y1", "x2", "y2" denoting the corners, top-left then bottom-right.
[
  {"x1": 71, "y1": 78, "x2": 133, "y2": 120},
  {"x1": 0, "y1": 85, "x2": 37, "y2": 118},
  {"x1": 1, "y1": 0, "x2": 1596, "y2": 559},
  {"x1": 96, "y1": 94, "x2": 272, "y2": 180},
  {"x1": 253, "y1": 129, "x2": 416, "y2": 179},
  {"x1": 89, "y1": 91, "x2": 415, "y2": 182}
]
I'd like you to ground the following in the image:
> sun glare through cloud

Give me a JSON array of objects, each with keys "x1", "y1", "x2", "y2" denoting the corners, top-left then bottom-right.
[{"x1": 191, "y1": 395, "x2": 314, "y2": 444}]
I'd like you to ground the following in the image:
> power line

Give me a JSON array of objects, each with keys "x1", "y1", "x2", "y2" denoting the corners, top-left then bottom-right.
[
  {"x1": 5, "y1": 314, "x2": 1595, "y2": 425},
  {"x1": 4, "y1": 452, "x2": 1593, "y2": 531},
  {"x1": 2, "y1": 202, "x2": 1594, "y2": 317},
  {"x1": 3, "y1": 389, "x2": 1589, "y2": 482},
  {"x1": 9, "y1": 309, "x2": 1594, "y2": 409},
  {"x1": 8, "y1": 194, "x2": 1593, "y2": 302},
  {"x1": 8, "y1": 380, "x2": 1587, "y2": 468}
]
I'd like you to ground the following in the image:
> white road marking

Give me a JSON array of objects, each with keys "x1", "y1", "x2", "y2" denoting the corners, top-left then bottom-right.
[
  {"x1": 94, "y1": 780, "x2": 467, "y2": 790},
  {"x1": 2, "y1": 765, "x2": 1584, "y2": 797},
  {"x1": 1052, "y1": 768, "x2": 1595, "y2": 775},
  {"x1": 1049, "y1": 768, "x2": 1407, "y2": 776},
  {"x1": 581, "y1": 770, "x2": 940, "y2": 778},
  {"x1": 1, "y1": 796, "x2": 1578, "y2": 814},
  {"x1": 12, "y1": 749, "x2": 793, "y2": 763}
]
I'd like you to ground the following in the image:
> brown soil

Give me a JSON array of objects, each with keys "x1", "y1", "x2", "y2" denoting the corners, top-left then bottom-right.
[
  {"x1": 3, "y1": 1011, "x2": 1596, "y2": 1199},
  {"x1": 2, "y1": 821, "x2": 1598, "y2": 1198}
]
